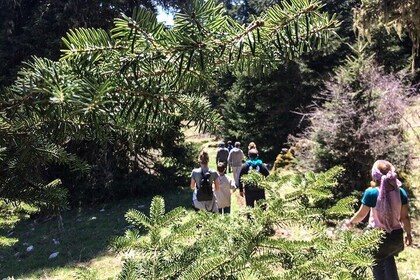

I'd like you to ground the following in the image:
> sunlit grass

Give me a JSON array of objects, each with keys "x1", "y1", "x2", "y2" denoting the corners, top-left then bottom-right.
[{"x1": 0, "y1": 189, "x2": 193, "y2": 279}]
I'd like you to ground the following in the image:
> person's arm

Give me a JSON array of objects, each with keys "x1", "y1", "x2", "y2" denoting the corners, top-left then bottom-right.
[
  {"x1": 238, "y1": 165, "x2": 246, "y2": 197},
  {"x1": 190, "y1": 178, "x2": 196, "y2": 190},
  {"x1": 227, "y1": 152, "x2": 232, "y2": 167},
  {"x1": 345, "y1": 204, "x2": 370, "y2": 228},
  {"x1": 261, "y1": 164, "x2": 270, "y2": 176},
  {"x1": 214, "y1": 177, "x2": 220, "y2": 192},
  {"x1": 400, "y1": 204, "x2": 412, "y2": 246},
  {"x1": 230, "y1": 177, "x2": 236, "y2": 192}
]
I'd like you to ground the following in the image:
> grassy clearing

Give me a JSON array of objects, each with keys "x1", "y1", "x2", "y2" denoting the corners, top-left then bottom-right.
[{"x1": 0, "y1": 189, "x2": 193, "y2": 279}]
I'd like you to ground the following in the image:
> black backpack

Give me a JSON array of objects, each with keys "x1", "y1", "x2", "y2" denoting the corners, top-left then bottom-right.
[{"x1": 196, "y1": 170, "x2": 213, "y2": 201}]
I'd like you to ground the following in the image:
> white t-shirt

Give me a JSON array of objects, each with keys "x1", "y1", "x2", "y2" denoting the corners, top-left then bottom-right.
[{"x1": 214, "y1": 173, "x2": 236, "y2": 208}]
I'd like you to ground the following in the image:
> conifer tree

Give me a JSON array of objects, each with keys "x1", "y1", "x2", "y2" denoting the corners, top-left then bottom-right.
[
  {"x1": 112, "y1": 167, "x2": 383, "y2": 279},
  {"x1": 290, "y1": 48, "x2": 412, "y2": 192},
  {"x1": 354, "y1": 0, "x2": 420, "y2": 71},
  {"x1": 0, "y1": 0, "x2": 338, "y2": 245}
]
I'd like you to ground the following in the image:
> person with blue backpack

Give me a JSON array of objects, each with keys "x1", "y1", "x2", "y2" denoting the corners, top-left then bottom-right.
[
  {"x1": 191, "y1": 150, "x2": 220, "y2": 213},
  {"x1": 238, "y1": 148, "x2": 269, "y2": 208}
]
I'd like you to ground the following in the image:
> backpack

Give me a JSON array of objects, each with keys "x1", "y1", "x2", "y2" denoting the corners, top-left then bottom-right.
[
  {"x1": 196, "y1": 170, "x2": 213, "y2": 201},
  {"x1": 245, "y1": 162, "x2": 262, "y2": 191}
]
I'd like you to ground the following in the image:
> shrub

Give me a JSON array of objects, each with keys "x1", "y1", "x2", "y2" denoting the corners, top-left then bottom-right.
[
  {"x1": 290, "y1": 52, "x2": 413, "y2": 193},
  {"x1": 112, "y1": 167, "x2": 382, "y2": 279}
]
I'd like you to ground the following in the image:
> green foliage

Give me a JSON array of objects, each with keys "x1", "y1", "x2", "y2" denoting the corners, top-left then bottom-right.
[
  {"x1": 113, "y1": 167, "x2": 382, "y2": 279},
  {"x1": 219, "y1": 63, "x2": 314, "y2": 161},
  {"x1": 363, "y1": 28, "x2": 412, "y2": 73},
  {"x1": 0, "y1": 0, "x2": 337, "y2": 246},
  {"x1": 284, "y1": 166, "x2": 345, "y2": 207},
  {"x1": 0, "y1": 200, "x2": 38, "y2": 248},
  {"x1": 0, "y1": 0, "x2": 181, "y2": 86},
  {"x1": 354, "y1": 0, "x2": 420, "y2": 71},
  {"x1": 273, "y1": 148, "x2": 296, "y2": 170},
  {"x1": 326, "y1": 196, "x2": 359, "y2": 219},
  {"x1": 291, "y1": 49, "x2": 413, "y2": 193},
  {"x1": 217, "y1": 0, "x2": 362, "y2": 162},
  {"x1": 0, "y1": 115, "x2": 69, "y2": 247},
  {"x1": 74, "y1": 267, "x2": 100, "y2": 280}
]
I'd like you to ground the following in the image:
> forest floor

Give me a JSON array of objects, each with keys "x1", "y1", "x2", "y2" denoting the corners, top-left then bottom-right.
[{"x1": 1, "y1": 103, "x2": 420, "y2": 279}]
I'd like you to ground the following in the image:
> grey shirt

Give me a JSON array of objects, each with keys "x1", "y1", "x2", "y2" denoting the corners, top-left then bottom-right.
[
  {"x1": 191, "y1": 167, "x2": 218, "y2": 198},
  {"x1": 191, "y1": 167, "x2": 219, "y2": 212},
  {"x1": 228, "y1": 148, "x2": 245, "y2": 167}
]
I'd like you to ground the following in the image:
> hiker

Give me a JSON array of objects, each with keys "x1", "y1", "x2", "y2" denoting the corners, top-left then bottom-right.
[
  {"x1": 227, "y1": 141, "x2": 234, "y2": 172},
  {"x1": 238, "y1": 148, "x2": 270, "y2": 208},
  {"x1": 345, "y1": 160, "x2": 412, "y2": 280},
  {"x1": 191, "y1": 150, "x2": 220, "y2": 213},
  {"x1": 227, "y1": 141, "x2": 234, "y2": 153},
  {"x1": 216, "y1": 141, "x2": 229, "y2": 169},
  {"x1": 247, "y1": 142, "x2": 257, "y2": 152},
  {"x1": 214, "y1": 162, "x2": 236, "y2": 214},
  {"x1": 227, "y1": 141, "x2": 245, "y2": 186}
]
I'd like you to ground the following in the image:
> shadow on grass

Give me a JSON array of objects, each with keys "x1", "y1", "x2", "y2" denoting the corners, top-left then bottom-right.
[{"x1": 0, "y1": 188, "x2": 194, "y2": 279}]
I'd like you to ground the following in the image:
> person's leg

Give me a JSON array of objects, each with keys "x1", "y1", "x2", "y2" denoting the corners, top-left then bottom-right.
[
  {"x1": 259, "y1": 191, "x2": 267, "y2": 211},
  {"x1": 383, "y1": 256, "x2": 399, "y2": 280},
  {"x1": 373, "y1": 229, "x2": 403, "y2": 280},
  {"x1": 372, "y1": 258, "x2": 386, "y2": 280},
  {"x1": 245, "y1": 191, "x2": 256, "y2": 207},
  {"x1": 245, "y1": 190, "x2": 266, "y2": 208},
  {"x1": 192, "y1": 199, "x2": 199, "y2": 212},
  {"x1": 233, "y1": 166, "x2": 240, "y2": 186},
  {"x1": 218, "y1": 208, "x2": 223, "y2": 214},
  {"x1": 254, "y1": 190, "x2": 266, "y2": 209},
  {"x1": 224, "y1": 206, "x2": 231, "y2": 214}
]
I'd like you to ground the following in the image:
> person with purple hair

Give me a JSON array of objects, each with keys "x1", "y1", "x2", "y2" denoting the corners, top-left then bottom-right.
[{"x1": 345, "y1": 160, "x2": 412, "y2": 279}]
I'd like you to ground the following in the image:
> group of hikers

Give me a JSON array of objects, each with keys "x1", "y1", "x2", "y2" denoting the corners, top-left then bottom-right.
[
  {"x1": 190, "y1": 141, "x2": 268, "y2": 214},
  {"x1": 189, "y1": 142, "x2": 413, "y2": 280}
]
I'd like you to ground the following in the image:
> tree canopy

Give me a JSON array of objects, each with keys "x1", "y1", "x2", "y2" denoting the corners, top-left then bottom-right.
[{"x1": 354, "y1": 0, "x2": 420, "y2": 71}]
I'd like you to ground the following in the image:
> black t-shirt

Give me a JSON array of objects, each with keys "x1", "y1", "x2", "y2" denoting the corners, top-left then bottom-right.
[{"x1": 238, "y1": 159, "x2": 269, "y2": 192}]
